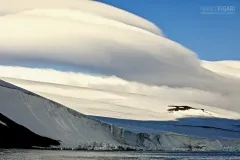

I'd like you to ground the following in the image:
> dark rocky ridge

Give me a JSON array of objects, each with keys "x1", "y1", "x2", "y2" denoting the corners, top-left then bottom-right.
[
  {"x1": 168, "y1": 105, "x2": 205, "y2": 112},
  {"x1": 0, "y1": 113, "x2": 60, "y2": 149}
]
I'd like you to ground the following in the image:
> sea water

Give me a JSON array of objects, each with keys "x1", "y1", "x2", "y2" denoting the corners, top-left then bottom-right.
[{"x1": 1, "y1": 149, "x2": 240, "y2": 160}]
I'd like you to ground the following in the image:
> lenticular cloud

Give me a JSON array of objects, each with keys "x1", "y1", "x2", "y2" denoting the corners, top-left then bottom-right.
[{"x1": 0, "y1": 0, "x2": 239, "y2": 114}]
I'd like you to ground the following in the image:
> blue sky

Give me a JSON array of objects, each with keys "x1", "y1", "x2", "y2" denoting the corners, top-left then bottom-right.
[{"x1": 98, "y1": 0, "x2": 240, "y2": 61}]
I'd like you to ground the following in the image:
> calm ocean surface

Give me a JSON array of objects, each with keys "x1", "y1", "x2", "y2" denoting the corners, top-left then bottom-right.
[{"x1": 1, "y1": 149, "x2": 240, "y2": 160}]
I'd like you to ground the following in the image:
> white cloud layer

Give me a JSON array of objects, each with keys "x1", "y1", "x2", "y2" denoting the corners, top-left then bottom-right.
[
  {"x1": 202, "y1": 60, "x2": 240, "y2": 79},
  {"x1": 0, "y1": 0, "x2": 239, "y2": 117},
  {"x1": 1, "y1": 65, "x2": 240, "y2": 120},
  {"x1": 0, "y1": 0, "x2": 162, "y2": 35}
]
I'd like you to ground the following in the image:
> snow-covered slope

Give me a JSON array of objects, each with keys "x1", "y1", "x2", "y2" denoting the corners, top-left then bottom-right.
[
  {"x1": 1, "y1": 79, "x2": 240, "y2": 151},
  {"x1": 0, "y1": 79, "x2": 120, "y2": 149},
  {"x1": 1, "y1": 67, "x2": 240, "y2": 140},
  {"x1": 1, "y1": 74, "x2": 239, "y2": 121}
]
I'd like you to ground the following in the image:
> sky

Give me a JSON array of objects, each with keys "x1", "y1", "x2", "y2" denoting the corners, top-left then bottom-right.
[{"x1": 98, "y1": 0, "x2": 240, "y2": 61}]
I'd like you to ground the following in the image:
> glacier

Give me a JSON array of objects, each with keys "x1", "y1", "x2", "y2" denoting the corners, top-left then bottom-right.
[
  {"x1": 0, "y1": 79, "x2": 240, "y2": 151},
  {"x1": 0, "y1": 0, "x2": 240, "y2": 151}
]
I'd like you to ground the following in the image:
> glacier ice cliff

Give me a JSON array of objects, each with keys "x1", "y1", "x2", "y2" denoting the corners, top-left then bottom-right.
[{"x1": 0, "y1": 79, "x2": 240, "y2": 151}]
